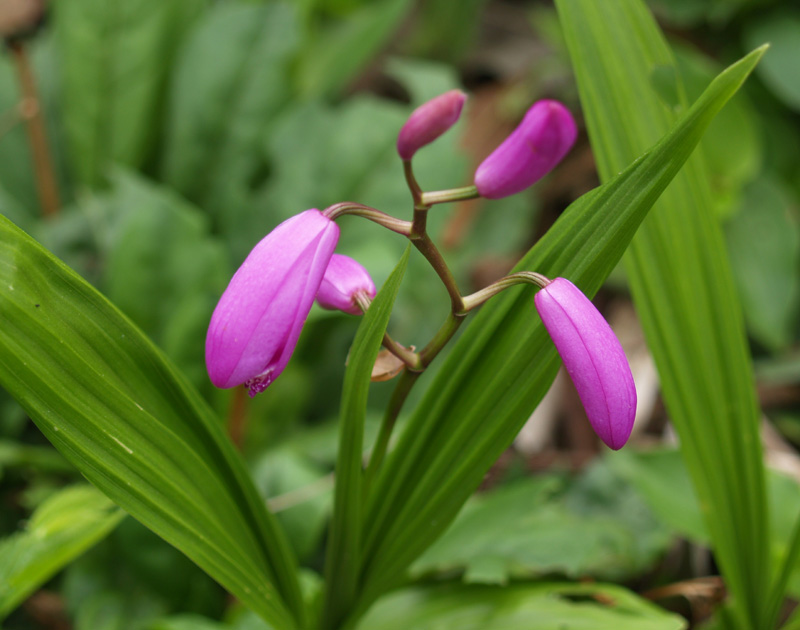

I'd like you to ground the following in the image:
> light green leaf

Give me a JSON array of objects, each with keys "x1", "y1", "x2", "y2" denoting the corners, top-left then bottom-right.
[
  {"x1": 412, "y1": 463, "x2": 671, "y2": 584},
  {"x1": 0, "y1": 216, "x2": 303, "y2": 629},
  {"x1": 355, "y1": 44, "x2": 764, "y2": 623},
  {"x1": 356, "y1": 582, "x2": 686, "y2": 630},
  {"x1": 322, "y1": 247, "x2": 411, "y2": 630},
  {"x1": 0, "y1": 485, "x2": 124, "y2": 620},
  {"x1": 555, "y1": 1, "x2": 769, "y2": 626}
]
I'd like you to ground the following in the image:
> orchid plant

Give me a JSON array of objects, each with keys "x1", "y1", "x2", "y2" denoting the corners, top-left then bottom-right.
[{"x1": 0, "y1": 0, "x2": 789, "y2": 629}]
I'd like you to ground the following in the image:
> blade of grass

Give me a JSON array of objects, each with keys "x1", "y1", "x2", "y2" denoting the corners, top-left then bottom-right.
[
  {"x1": 555, "y1": 1, "x2": 769, "y2": 626},
  {"x1": 321, "y1": 247, "x2": 410, "y2": 630}
]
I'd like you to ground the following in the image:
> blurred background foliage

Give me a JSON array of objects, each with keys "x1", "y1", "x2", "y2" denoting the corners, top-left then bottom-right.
[{"x1": 0, "y1": 0, "x2": 799, "y2": 628}]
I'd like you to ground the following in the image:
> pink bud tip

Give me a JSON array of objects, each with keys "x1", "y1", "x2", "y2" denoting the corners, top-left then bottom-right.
[
  {"x1": 205, "y1": 209, "x2": 339, "y2": 397},
  {"x1": 316, "y1": 254, "x2": 376, "y2": 315},
  {"x1": 396, "y1": 89, "x2": 467, "y2": 160},
  {"x1": 474, "y1": 100, "x2": 577, "y2": 199},
  {"x1": 534, "y1": 278, "x2": 636, "y2": 450}
]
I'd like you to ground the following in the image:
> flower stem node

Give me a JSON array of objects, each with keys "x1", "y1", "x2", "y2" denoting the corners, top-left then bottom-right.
[
  {"x1": 316, "y1": 254, "x2": 377, "y2": 316},
  {"x1": 474, "y1": 100, "x2": 578, "y2": 199},
  {"x1": 396, "y1": 89, "x2": 467, "y2": 161},
  {"x1": 534, "y1": 277, "x2": 636, "y2": 450},
  {"x1": 205, "y1": 209, "x2": 339, "y2": 397}
]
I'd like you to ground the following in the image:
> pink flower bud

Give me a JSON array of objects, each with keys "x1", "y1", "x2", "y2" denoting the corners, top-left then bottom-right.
[
  {"x1": 396, "y1": 89, "x2": 467, "y2": 160},
  {"x1": 534, "y1": 278, "x2": 636, "y2": 450},
  {"x1": 474, "y1": 100, "x2": 577, "y2": 199},
  {"x1": 316, "y1": 254, "x2": 376, "y2": 316},
  {"x1": 205, "y1": 209, "x2": 339, "y2": 397}
]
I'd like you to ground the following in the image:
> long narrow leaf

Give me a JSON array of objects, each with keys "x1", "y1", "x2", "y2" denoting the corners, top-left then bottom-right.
[
  {"x1": 555, "y1": 1, "x2": 769, "y2": 626},
  {"x1": 322, "y1": 247, "x2": 411, "y2": 630},
  {"x1": 0, "y1": 216, "x2": 303, "y2": 629},
  {"x1": 351, "y1": 47, "x2": 764, "y2": 623}
]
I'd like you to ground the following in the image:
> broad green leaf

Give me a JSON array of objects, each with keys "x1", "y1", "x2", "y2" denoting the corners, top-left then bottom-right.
[
  {"x1": 0, "y1": 485, "x2": 124, "y2": 620},
  {"x1": 725, "y1": 177, "x2": 800, "y2": 352},
  {"x1": 53, "y1": 0, "x2": 199, "y2": 187},
  {"x1": 743, "y1": 8, "x2": 800, "y2": 111},
  {"x1": 556, "y1": 1, "x2": 769, "y2": 626},
  {"x1": 322, "y1": 247, "x2": 411, "y2": 630},
  {"x1": 411, "y1": 463, "x2": 671, "y2": 584},
  {"x1": 354, "y1": 46, "x2": 764, "y2": 623},
  {"x1": 356, "y1": 582, "x2": 686, "y2": 630},
  {"x1": 295, "y1": 0, "x2": 413, "y2": 99},
  {"x1": 0, "y1": 216, "x2": 304, "y2": 629}
]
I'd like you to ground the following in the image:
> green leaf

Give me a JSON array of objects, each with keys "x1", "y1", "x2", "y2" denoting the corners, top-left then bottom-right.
[
  {"x1": 411, "y1": 463, "x2": 671, "y2": 584},
  {"x1": 356, "y1": 582, "x2": 686, "y2": 630},
  {"x1": 0, "y1": 485, "x2": 124, "y2": 620},
  {"x1": 555, "y1": 1, "x2": 769, "y2": 626},
  {"x1": 54, "y1": 0, "x2": 200, "y2": 187},
  {"x1": 0, "y1": 215, "x2": 303, "y2": 629},
  {"x1": 354, "y1": 44, "x2": 764, "y2": 623},
  {"x1": 322, "y1": 247, "x2": 411, "y2": 630}
]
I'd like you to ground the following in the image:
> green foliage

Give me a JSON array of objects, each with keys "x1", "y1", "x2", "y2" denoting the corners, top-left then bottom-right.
[
  {"x1": 411, "y1": 462, "x2": 671, "y2": 585},
  {"x1": 0, "y1": 485, "x2": 124, "y2": 620},
  {"x1": 0, "y1": 215, "x2": 303, "y2": 628},
  {"x1": 356, "y1": 582, "x2": 687, "y2": 630},
  {"x1": 353, "y1": 46, "x2": 762, "y2": 622}
]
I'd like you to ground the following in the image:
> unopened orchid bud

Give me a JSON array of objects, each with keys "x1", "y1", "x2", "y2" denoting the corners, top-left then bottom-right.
[
  {"x1": 397, "y1": 89, "x2": 467, "y2": 160},
  {"x1": 316, "y1": 254, "x2": 376, "y2": 316},
  {"x1": 534, "y1": 277, "x2": 636, "y2": 450},
  {"x1": 474, "y1": 100, "x2": 577, "y2": 199},
  {"x1": 205, "y1": 209, "x2": 339, "y2": 397}
]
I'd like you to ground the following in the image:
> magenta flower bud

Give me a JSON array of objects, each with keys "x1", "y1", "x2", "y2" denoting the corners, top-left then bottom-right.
[
  {"x1": 396, "y1": 89, "x2": 467, "y2": 160},
  {"x1": 205, "y1": 209, "x2": 339, "y2": 397},
  {"x1": 316, "y1": 254, "x2": 376, "y2": 316},
  {"x1": 534, "y1": 278, "x2": 636, "y2": 450},
  {"x1": 474, "y1": 100, "x2": 577, "y2": 199}
]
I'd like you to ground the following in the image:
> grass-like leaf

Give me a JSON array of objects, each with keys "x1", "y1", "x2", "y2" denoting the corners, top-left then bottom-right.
[
  {"x1": 322, "y1": 247, "x2": 411, "y2": 630},
  {"x1": 554, "y1": 1, "x2": 770, "y2": 626},
  {"x1": 0, "y1": 216, "x2": 303, "y2": 629}
]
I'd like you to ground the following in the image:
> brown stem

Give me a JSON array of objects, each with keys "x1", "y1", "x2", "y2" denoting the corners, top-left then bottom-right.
[
  {"x1": 9, "y1": 40, "x2": 60, "y2": 217},
  {"x1": 227, "y1": 386, "x2": 248, "y2": 450}
]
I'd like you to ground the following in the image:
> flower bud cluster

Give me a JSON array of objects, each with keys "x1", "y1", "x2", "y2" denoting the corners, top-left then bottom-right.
[{"x1": 205, "y1": 89, "x2": 636, "y2": 449}]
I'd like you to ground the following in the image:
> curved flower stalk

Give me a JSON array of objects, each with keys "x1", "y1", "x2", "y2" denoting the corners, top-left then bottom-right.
[
  {"x1": 534, "y1": 277, "x2": 636, "y2": 450},
  {"x1": 396, "y1": 89, "x2": 467, "y2": 160},
  {"x1": 205, "y1": 209, "x2": 339, "y2": 397},
  {"x1": 316, "y1": 254, "x2": 376, "y2": 316},
  {"x1": 474, "y1": 99, "x2": 577, "y2": 199}
]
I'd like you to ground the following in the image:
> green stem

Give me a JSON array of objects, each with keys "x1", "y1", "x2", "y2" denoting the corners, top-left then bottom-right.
[
  {"x1": 363, "y1": 369, "x2": 420, "y2": 495},
  {"x1": 410, "y1": 232, "x2": 464, "y2": 314},
  {"x1": 421, "y1": 185, "x2": 479, "y2": 206}
]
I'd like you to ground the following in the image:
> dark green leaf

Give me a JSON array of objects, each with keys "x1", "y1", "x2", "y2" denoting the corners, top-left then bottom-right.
[
  {"x1": 0, "y1": 216, "x2": 303, "y2": 629},
  {"x1": 322, "y1": 247, "x2": 411, "y2": 629}
]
